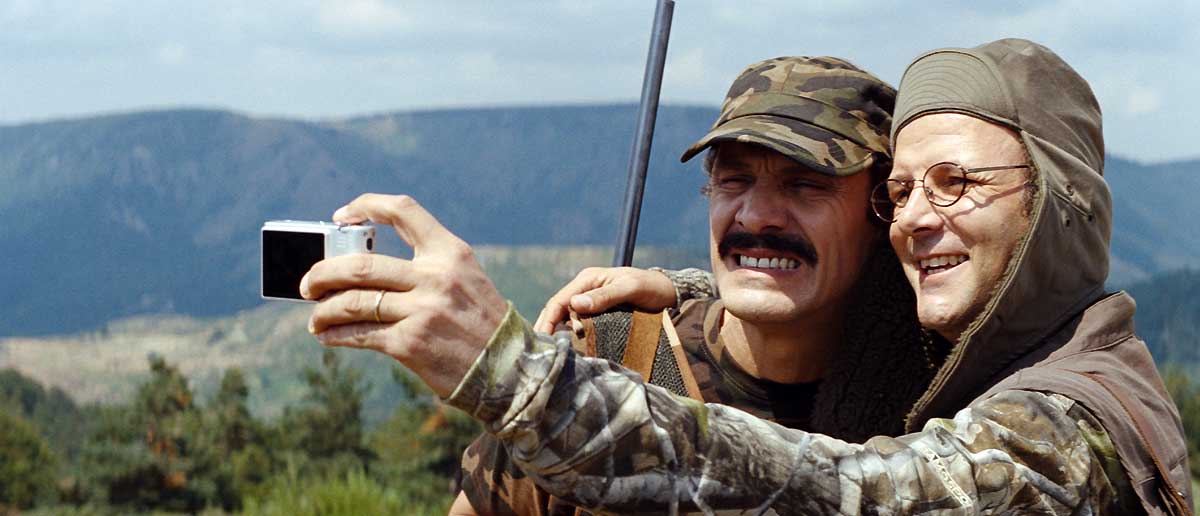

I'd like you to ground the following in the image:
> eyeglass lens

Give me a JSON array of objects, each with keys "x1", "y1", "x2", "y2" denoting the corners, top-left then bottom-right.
[{"x1": 871, "y1": 163, "x2": 969, "y2": 222}]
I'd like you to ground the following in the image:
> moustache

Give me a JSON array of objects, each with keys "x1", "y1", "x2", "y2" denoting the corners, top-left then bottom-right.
[{"x1": 718, "y1": 231, "x2": 819, "y2": 267}]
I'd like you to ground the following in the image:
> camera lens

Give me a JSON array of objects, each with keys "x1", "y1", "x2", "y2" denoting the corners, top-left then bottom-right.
[{"x1": 366, "y1": 238, "x2": 374, "y2": 251}]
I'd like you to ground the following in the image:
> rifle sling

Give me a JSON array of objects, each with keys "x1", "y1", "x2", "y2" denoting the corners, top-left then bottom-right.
[{"x1": 621, "y1": 310, "x2": 661, "y2": 380}]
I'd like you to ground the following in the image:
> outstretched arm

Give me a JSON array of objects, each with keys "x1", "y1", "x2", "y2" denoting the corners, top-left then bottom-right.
[{"x1": 446, "y1": 307, "x2": 1122, "y2": 515}]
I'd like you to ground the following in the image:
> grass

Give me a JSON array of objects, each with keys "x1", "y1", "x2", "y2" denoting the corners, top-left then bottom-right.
[{"x1": 241, "y1": 469, "x2": 450, "y2": 516}]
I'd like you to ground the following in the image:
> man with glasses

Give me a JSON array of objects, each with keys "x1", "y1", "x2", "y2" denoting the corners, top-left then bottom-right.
[{"x1": 439, "y1": 39, "x2": 1190, "y2": 514}]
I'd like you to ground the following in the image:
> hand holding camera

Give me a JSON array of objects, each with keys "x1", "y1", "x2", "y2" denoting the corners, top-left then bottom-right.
[{"x1": 294, "y1": 193, "x2": 509, "y2": 399}]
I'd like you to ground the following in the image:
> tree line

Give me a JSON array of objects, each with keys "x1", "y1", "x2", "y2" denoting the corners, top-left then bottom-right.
[
  {"x1": 0, "y1": 351, "x2": 480, "y2": 515},
  {"x1": 3, "y1": 302, "x2": 1198, "y2": 514}
]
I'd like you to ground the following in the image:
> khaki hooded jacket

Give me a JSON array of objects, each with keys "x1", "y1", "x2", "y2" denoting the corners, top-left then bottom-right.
[
  {"x1": 444, "y1": 40, "x2": 1192, "y2": 515},
  {"x1": 892, "y1": 38, "x2": 1191, "y2": 515}
]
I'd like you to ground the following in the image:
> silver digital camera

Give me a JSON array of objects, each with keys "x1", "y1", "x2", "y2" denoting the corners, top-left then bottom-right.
[{"x1": 261, "y1": 220, "x2": 375, "y2": 301}]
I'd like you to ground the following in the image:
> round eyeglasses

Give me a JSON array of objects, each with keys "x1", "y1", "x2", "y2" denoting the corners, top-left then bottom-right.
[{"x1": 870, "y1": 162, "x2": 1031, "y2": 222}]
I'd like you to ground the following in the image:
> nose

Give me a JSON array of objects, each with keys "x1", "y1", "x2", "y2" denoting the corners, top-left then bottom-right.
[
  {"x1": 893, "y1": 185, "x2": 943, "y2": 236},
  {"x1": 735, "y1": 183, "x2": 789, "y2": 234}
]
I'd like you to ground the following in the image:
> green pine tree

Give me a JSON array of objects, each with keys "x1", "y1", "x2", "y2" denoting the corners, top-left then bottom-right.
[
  {"x1": 0, "y1": 411, "x2": 59, "y2": 510},
  {"x1": 275, "y1": 349, "x2": 375, "y2": 476}
]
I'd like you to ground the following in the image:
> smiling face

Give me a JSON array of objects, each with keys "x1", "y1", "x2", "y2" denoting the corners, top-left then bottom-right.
[
  {"x1": 707, "y1": 142, "x2": 878, "y2": 324},
  {"x1": 889, "y1": 113, "x2": 1033, "y2": 341}
]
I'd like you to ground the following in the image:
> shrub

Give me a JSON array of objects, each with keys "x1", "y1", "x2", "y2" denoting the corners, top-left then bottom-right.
[
  {"x1": 0, "y1": 411, "x2": 59, "y2": 509},
  {"x1": 242, "y1": 468, "x2": 449, "y2": 516}
]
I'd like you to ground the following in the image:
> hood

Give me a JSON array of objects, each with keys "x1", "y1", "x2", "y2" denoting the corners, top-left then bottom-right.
[{"x1": 891, "y1": 39, "x2": 1113, "y2": 429}]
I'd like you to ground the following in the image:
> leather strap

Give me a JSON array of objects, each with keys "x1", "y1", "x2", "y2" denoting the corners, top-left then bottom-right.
[
  {"x1": 566, "y1": 309, "x2": 598, "y2": 358},
  {"x1": 621, "y1": 310, "x2": 661, "y2": 380},
  {"x1": 1077, "y1": 371, "x2": 1192, "y2": 516},
  {"x1": 662, "y1": 310, "x2": 703, "y2": 401}
]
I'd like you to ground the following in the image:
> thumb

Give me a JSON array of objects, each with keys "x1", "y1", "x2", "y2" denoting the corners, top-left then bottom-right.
[
  {"x1": 569, "y1": 294, "x2": 595, "y2": 313},
  {"x1": 569, "y1": 284, "x2": 628, "y2": 315}
]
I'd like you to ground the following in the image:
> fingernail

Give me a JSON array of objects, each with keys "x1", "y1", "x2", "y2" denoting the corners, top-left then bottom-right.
[
  {"x1": 333, "y1": 206, "x2": 349, "y2": 221},
  {"x1": 571, "y1": 294, "x2": 593, "y2": 311},
  {"x1": 299, "y1": 276, "x2": 310, "y2": 299},
  {"x1": 307, "y1": 319, "x2": 316, "y2": 334}
]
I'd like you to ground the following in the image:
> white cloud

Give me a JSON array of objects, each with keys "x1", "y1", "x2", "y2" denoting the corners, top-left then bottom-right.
[
  {"x1": 316, "y1": 0, "x2": 412, "y2": 37},
  {"x1": 0, "y1": 1, "x2": 1196, "y2": 161},
  {"x1": 665, "y1": 47, "x2": 708, "y2": 91},
  {"x1": 1126, "y1": 87, "x2": 1163, "y2": 115}
]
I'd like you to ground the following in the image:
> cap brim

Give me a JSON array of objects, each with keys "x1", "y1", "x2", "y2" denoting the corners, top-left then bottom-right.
[{"x1": 680, "y1": 115, "x2": 877, "y2": 177}]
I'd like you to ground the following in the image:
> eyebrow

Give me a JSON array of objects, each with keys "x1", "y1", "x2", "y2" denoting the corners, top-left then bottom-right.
[
  {"x1": 887, "y1": 165, "x2": 918, "y2": 181},
  {"x1": 717, "y1": 155, "x2": 822, "y2": 179},
  {"x1": 714, "y1": 155, "x2": 754, "y2": 172}
]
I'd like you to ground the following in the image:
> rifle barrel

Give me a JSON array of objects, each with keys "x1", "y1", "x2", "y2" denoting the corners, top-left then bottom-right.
[{"x1": 612, "y1": 0, "x2": 674, "y2": 267}]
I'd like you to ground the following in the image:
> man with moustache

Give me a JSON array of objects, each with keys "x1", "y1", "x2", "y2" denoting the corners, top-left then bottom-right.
[
  {"x1": 446, "y1": 56, "x2": 930, "y2": 516},
  {"x1": 465, "y1": 39, "x2": 1193, "y2": 514}
]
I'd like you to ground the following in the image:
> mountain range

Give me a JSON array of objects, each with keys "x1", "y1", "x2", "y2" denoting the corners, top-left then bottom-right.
[{"x1": 1, "y1": 105, "x2": 1197, "y2": 336}]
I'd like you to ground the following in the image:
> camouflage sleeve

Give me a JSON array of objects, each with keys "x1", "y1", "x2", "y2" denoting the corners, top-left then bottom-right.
[
  {"x1": 446, "y1": 305, "x2": 1124, "y2": 515},
  {"x1": 648, "y1": 267, "x2": 717, "y2": 306},
  {"x1": 459, "y1": 432, "x2": 580, "y2": 516},
  {"x1": 459, "y1": 433, "x2": 523, "y2": 516}
]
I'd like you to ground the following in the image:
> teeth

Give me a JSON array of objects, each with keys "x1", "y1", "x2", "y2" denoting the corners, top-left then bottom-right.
[
  {"x1": 919, "y1": 255, "x2": 968, "y2": 271},
  {"x1": 737, "y1": 255, "x2": 799, "y2": 270}
]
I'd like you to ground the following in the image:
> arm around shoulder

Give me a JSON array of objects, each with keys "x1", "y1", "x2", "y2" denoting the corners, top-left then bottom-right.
[{"x1": 448, "y1": 318, "x2": 1127, "y2": 516}]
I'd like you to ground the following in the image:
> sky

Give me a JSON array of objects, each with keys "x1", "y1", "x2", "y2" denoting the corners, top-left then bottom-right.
[{"x1": 0, "y1": 0, "x2": 1196, "y2": 163}]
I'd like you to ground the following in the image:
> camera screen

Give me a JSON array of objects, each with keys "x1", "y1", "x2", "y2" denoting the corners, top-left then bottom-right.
[{"x1": 262, "y1": 230, "x2": 325, "y2": 300}]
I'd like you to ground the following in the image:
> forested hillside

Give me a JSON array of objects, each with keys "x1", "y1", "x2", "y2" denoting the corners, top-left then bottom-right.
[
  {"x1": 0, "y1": 106, "x2": 712, "y2": 336},
  {"x1": 1, "y1": 354, "x2": 476, "y2": 513},
  {"x1": 0, "y1": 245, "x2": 707, "y2": 420},
  {"x1": 2, "y1": 106, "x2": 1197, "y2": 336},
  {"x1": 1127, "y1": 268, "x2": 1200, "y2": 365}
]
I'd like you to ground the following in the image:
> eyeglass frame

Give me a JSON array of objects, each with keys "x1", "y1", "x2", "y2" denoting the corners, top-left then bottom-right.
[{"x1": 870, "y1": 162, "x2": 1032, "y2": 223}]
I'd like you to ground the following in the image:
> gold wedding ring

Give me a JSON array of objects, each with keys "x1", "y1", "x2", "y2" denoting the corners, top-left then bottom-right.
[{"x1": 373, "y1": 290, "x2": 386, "y2": 324}]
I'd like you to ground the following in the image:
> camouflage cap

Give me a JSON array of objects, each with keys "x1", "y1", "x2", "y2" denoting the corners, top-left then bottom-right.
[{"x1": 681, "y1": 56, "x2": 896, "y2": 176}]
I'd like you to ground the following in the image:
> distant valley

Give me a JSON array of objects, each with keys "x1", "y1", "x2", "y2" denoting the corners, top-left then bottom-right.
[{"x1": 0, "y1": 245, "x2": 707, "y2": 420}]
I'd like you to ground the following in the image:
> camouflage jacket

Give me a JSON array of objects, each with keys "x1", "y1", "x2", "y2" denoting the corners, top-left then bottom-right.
[
  {"x1": 447, "y1": 303, "x2": 1136, "y2": 514},
  {"x1": 460, "y1": 277, "x2": 824, "y2": 515}
]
